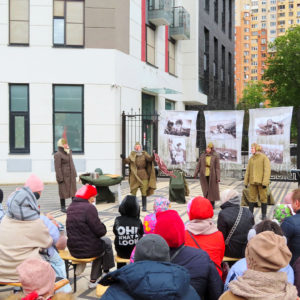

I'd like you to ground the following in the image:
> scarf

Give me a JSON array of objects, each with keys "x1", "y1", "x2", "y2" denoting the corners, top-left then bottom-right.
[
  {"x1": 6, "y1": 187, "x2": 40, "y2": 221},
  {"x1": 229, "y1": 269, "x2": 298, "y2": 300},
  {"x1": 185, "y1": 219, "x2": 218, "y2": 235}
]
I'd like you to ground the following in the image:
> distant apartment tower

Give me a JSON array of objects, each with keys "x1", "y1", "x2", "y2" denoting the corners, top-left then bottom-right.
[{"x1": 235, "y1": 0, "x2": 300, "y2": 103}]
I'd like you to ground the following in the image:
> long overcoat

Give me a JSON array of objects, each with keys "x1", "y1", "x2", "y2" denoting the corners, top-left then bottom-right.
[
  {"x1": 194, "y1": 151, "x2": 220, "y2": 202},
  {"x1": 54, "y1": 147, "x2": 77, "y2": 199}
]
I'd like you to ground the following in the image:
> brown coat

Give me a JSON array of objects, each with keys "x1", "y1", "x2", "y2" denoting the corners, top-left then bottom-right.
[
  {"x1": 54, "y1": 147, "x2": 77, "y2": 199},
  {"x1": 124, "y1": 151, "x2": 156, "y2": 196},
  {"x1": 194, "y1": 151, "x2": 220, "y2": 202}
]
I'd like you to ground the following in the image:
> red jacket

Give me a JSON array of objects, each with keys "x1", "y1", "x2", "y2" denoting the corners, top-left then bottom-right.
[{"x1": 185, "y1": 196, "x2": 225, "y2": 277}]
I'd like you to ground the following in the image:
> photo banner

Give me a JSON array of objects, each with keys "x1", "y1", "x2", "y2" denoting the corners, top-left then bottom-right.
[
  {"x1": 204, "y1": 110, "x2": 244, "y2": 169},
  {"x1": 248, "y1": 106, "x2": 293, "y2": 172},
  {"x1": 158, "y1": 111, "x2": 198, "y2": 174}
]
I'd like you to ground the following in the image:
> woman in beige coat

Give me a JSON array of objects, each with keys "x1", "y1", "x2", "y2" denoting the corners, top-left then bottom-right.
[{"x1": 54, "y1": 138, "x2": 77, "y2": 213}]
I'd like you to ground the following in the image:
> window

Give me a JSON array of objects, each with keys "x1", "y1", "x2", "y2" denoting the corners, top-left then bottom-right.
[
  {"x1": 53, "y1": 85, "x2": 84, "y2": 153},
  {"x1": 168, "y1": 40, "x2": 175, "y2": 75},
  {"x1": 270, "y1": 6, "x2": 277, "y2": 11},
  {"x1": 278, "y1": 20, "x2": 285, "y2": 25},
  {"x1": 244, "y1": 43, "x2": 249, "y2": 48},
  {"x1": 262, "y1": 23, "x2": 267, "y2": 28},
  {"x1": 289, "y1": 3, "x2": 294, "y2": 8},
  {"x1": 251, "y1": 76, "x2": 258, "y2": 80},
  {"x1": 214, "y1": 37, "x2": 218, "y2": 79},
  {"x1": 278, "y1": 12, "x2": 285, "y2": 17},
  {"x1": 244, "y1": 58, "x2": 249, "y2": 63},
  {"x1": 244, "y1": 51, "x2": 249, "y2": 56},
  {"x1": 289, "y1": 12, "x2": 294, "y2": 16},
  {"x1": 53, "y1": 0, "x2": 84, "y2": 46},
  {"x1": 261, "y1": 39, "x2": 266, "y2": 44},
  {"x1": 205, "y1": 0, "x2": 210, "y2": 12},
  {"x1": 221, "y1": 45, "x2": 225, "y2": 82},
  {"x1": 262, "y1": 15, "x2": 267, "y2": 20},
  {"x1": 228, "y1": 0, "x2": 232, "y2": 39},
  {"x1": 165, "y1": 100, "x2": 175, "y2": 110},
  {"x1": 222, "y1": 0, "x2": 225, "y2": 31},
  {"x1": 251, "y1": 46, "x2": 258, "y2": 50},
  {"x1": 9, "y1": 0, "x2": 29, "y2": 45},
  {"x1": 262, "y1": 8, "x2": 266, "y2": 12},
  {"x1": 251, "y1": 24, "x2": 258, "y2": 28},
  {"x1": 271, "y1": 14, "x2": 276, "y2": 19},
  {"x1": 252, "y1": 16, "x2": 258, "y2": 20},
  {"x1": 278, "y1": 28, "x2": 285, "y2": 33},
  {"x1": 244, "y1": 4, "x2": 250, "y2": 9},
  {"x1": 244, "y1": 20, "x2": 249, "y2": 25},
  {"x1": 244, "y1": 35, "x2": 250, "y2": 40},
  {"x1": 214, "y1": 0, "x2": 219, "y2": 23},
  {"x1": 270, "y1": 22, "x2": 276, "y2": 26},
  {"x1": 244, "y1": 12, "x2": 250, "y2": 17},
  {"x1": 251, "y1": 69, "x2": 257, "y2": 74},
  {"x1": 278, "y1": 5, "x2": 285, "y2": 9},
  {"x1": 244, "y1": 28, "x2": 250, "y2": 32},
  {"x1": 9, "y1": 84, "x2": 29, "y2": 153},
  {"x1": 270, "y1": 30, "x2": 276, "y2": 34},
  {"x1": 146, "y1": 25, "x2": 155, "y2": 65}
]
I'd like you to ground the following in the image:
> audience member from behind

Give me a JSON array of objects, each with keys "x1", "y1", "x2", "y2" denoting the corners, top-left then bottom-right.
[
  {"x1": 129, "y1": 197, "x2": 170, "y2": 263},
  {"x1": 0, "y1": 188, "x2": 4, "y2": 222},
  {"x1": 218, "y1": 189, "x2": 254, "y2": 259},
  {"x1": 281, "y1": 188, "x2": 300, "y2": 266},
  {"x1": 113, "y1": 195, "x2": 144, "y2": 268},
  {"x1": 0, "y1": 175, "x2": 52, "y2": 282},
  {"x1": 224, "y1": 220, "x2": 294, "y2": 291},
  {"x1": 220, "y1": 231, "x2": 298, "y2": 300},
  {"x1": 66, "y1": 184, "x2": 115, "y2": 289},
  {"x1": 273, "y1": 191, "x2": 295, "y2": 224},
  {"x1": 155, "y1": 209, "x2": 223, "y2": 300},
  {"x1": 185, "y1": 196, "x2": 225, "y2": 277},
  {"x1": 100, "y1": 234, "x2": 200, "y2": 300}
]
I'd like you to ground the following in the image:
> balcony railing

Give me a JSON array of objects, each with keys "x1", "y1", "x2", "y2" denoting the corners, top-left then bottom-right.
[
  {"x1": 169, "y1": 6, "x2": 190, "y2": 40},
  {"x1": 148, "y1": 0, "x2": 173, "y2": 26}
]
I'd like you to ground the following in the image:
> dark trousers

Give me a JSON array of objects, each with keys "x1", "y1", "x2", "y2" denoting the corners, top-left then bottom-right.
[{"x1": 90, "y1": 237, "x2": 115, "y2": 281}]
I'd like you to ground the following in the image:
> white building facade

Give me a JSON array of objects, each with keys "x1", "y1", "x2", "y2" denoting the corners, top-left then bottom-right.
[{"x1": 0, "y1": 0, "x2": 206, "y2": 183}]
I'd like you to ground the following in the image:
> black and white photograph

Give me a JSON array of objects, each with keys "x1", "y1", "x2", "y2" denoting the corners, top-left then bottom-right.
[
  {"x1": 168, "y1": 137, "x2": 186, "y2": 165},
  {"x1": 164, "y1": 118, "x2": 191, "y2": 137},
  {"x1": 215, "y1": 148, "x2": 237, "y2": 162},
  {"x1": 261, "y1": 144, "x2": 284, "y2": 164},
  {"x1": 255, "y1": 118, "x2": 284, "y2": 136},
  {"x1": 208, "y1": 121, "x2": 236, "y2": 139}
]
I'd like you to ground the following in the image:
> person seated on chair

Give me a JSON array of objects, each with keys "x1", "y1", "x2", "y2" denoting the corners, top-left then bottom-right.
[
  {"x1": 224, "y1": 220, "x2": 294, "y2": 291},
  {"x1": 66, "y1": 184, "x2": 115, "y2": 289},
  {"x1": 217, "y1": 189, "x2": 254, "y2": 259},
  {"x1": 113, "y1": 195, "x2": 144, "y2": 268}
]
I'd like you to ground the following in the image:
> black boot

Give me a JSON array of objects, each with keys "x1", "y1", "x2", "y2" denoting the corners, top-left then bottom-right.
[
  {"x1": 60, "y1": 198, "x2": 67, "y2": 213},
  {"x1": 248, "y1": 202, "x2": 255, "y2": 214},
  {"x1": 261, "y1": 203, "x2": 267, "y2": 220},
  {"x1": 142, "y1": 196, "x2": 147, "y2": 212},
  {"x1": 210, "y1": 201, "x2": 215, "y2": 209}
]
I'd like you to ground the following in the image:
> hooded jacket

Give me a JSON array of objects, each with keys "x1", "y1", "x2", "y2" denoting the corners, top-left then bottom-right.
[
  {"x1": 113, "y1": 196, "x2": 144, "y2": 258},
  {"x1": 66, "y1": 197, "x2": 107, "y2": 258},
  {"x1": 218, "y1": 200, "x2": 254, "y2": 258},
  {"x1": 155, "y1": 210, "x2": 224, "y2": 300},
  {"x1": 185, "y1": 197, "x2": 225, "y2": 276},
  {"x1": 99, "y1": 261, "x2": 200, "y2": 300}
]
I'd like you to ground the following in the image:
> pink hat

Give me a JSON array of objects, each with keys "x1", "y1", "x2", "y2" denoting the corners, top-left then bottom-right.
[
  {"x1": 75, "y1": 184, "x2": 97, "y2": 200},
  {"x1": 24, "y1": 174, "x2": 44, "y2": 193},
  {"x1": 17, "y1": 258, "x2": 56, "y2": 297}
]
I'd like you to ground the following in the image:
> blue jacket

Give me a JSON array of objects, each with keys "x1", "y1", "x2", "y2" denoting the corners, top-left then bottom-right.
[
  {"x1": 281, "y1": 211, "x2": 300, "y2": 266},
  {"x1": 224, "y1": 257, "x2": 294, "y2": 291},
  {"x1": 100, "y1": 261, "x2": 200, "y2": 300},
  {"x1": 170, "y1": 246, "x2": 223, "y2": 300}
]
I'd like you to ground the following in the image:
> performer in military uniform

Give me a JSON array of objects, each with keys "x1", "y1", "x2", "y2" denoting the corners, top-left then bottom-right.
[
  {"x1": 244, "y1": 143, "x2": 271, "y2": 220},
  {"x1": 120, "y1": 142, "x2": 156, "y2": 211},
  {"x1": 194, "y1": 142, "x2": 220, "y2": 208}
]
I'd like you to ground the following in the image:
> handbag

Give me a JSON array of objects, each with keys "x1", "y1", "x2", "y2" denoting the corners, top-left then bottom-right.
[{"x1": 225, "y1": 207, "x2": 243, "y2": 246}]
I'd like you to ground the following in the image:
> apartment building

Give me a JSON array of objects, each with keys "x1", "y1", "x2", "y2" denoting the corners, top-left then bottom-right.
[
  {"x1": 235, "y1": 0, "x2": 300, "y2": 102},
  {"x1": 0, "y1": 0, "x2": 206, "y2": 183}
]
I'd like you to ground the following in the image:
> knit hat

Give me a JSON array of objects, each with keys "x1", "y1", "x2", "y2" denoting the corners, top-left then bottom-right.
[
  {"x1": 57, "y1": 138, "x2": 67, "y2": 148},
  {"x1": 24, "y1": 174, "x2": 44, "y2": 193},
  {"x1": 119, "y1": 195, "x2": 140, "y2": 218},
  {"x1": 188, "y1": 196, "x2": 214, "y2": 220},
  {"x1": 154, "y1": 210, "x2": 185, "y2": 248},
  {"x1": 17, "y1": 258, "x2": 56, "y2": 297},
  {"x1": 134, "y1": 234, "x2": 170, "y2": 262},
  {"x1": 207, "y1": 142, "x2": 214, "y2": 149},
  {"x1": 154, "y1": 197, "x2": 170, "y2": 213},
  {"x1": 0, "y1": 188, "x2": 3, "y2": 204},
  {"x1": 75, "y1": 184, "x2": 97, "y2": 200},
  {"x1": 246, "y1": 231, "x2": 292, "y2": 272},
  {"x1": 220, "y1": 189, "x2": 240, "y2": 205},
  {"x1": 251, "y1": 143, "x2": 262, "y2": 152}
]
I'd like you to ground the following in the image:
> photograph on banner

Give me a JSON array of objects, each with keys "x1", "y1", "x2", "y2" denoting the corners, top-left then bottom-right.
[
  {"x1": 164, "y1": 118, "x2": 191, "y2": 137},
  {"x1": 207, "y1": 120, "x2": 236, "y2": 139},
  {"x1": 204, "y1": 110, "x2": 244, "y2": 167},
  {"x1": 248, "y1": 106, "x2": 293, "y2": 171},
  {"x1": 159, "y1": 111, "x2": 198, "y2": 174}
]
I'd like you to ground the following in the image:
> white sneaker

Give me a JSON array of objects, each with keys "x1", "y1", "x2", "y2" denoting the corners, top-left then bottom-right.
[{"x1": 88, "y1": 280, "x2": 98, "y2": 289}]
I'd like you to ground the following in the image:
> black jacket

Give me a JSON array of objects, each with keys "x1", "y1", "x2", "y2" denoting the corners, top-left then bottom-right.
[
  {"x1": 170, "y1": 245, "x2": 223, "y2": 300},
  {"x1": 113, "y1": 196, "x2": 144, "y2": 258},
  {"x1": 281, "y1": 210, "x2": 300, "y2": 266},
  {"x1": 66, "y1": 197, "x2": 106, "y2": 258},
  {"x1": 217, "y1": 202, "x2": 254, "y2": 258}
]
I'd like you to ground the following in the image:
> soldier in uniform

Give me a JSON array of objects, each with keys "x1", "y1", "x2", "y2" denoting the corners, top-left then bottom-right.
[
  {"x1": 244, "y1": 143, "x2": 271, "y2": 220},
  {"x1": 121, "y1": 142, "x2": 156, "y2": 211}
]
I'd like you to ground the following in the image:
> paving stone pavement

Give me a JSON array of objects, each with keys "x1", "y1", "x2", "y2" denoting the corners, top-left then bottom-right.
[{"x1": 0, "y1": 178, "x2": 297, "y2": 299}]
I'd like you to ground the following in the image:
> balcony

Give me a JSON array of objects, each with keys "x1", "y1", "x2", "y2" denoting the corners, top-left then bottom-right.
[
  {"x1": 148, "y1": 0, "x2": 173, "y2": 26},
  {"x1": 169, "y1": 6, "x2": 190, "y2": 40}
]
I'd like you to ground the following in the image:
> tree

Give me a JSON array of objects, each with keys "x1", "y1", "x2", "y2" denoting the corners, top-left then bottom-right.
[
  {"x1": 263, "y1": 25, "x2": 300, "y2": 168},
  {"x1": 237, "y1": 81, "x2": 267, "y2": 151}
]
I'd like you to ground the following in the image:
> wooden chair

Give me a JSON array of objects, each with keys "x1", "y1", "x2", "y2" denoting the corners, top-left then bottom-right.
[
  {"x1": 115, "y1": 255, "x2": 130, "y2": 264},
  {"x1": 96, "y1": 284, "x2": 109, "y2": 298},
  {"x1": 59, "y1": 250, "x2": 99, "y2": 292},
  {"x1": 0, "y1": 278, "x2": 70, "y2": 292},
  {"x1": 222, "y1": 256, "x2": 240, "y2": 263}
]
